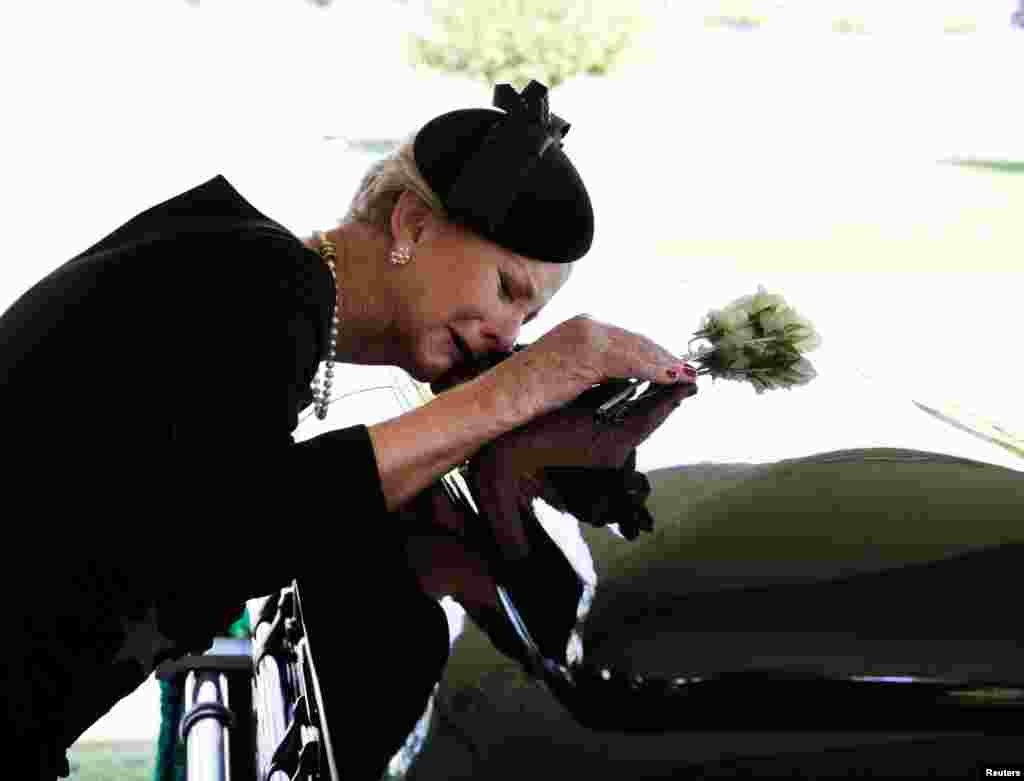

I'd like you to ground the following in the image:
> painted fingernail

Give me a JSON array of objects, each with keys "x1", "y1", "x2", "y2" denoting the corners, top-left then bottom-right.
[{"x1": 683, "y1": 365, "x2": 697, "y2": 377}]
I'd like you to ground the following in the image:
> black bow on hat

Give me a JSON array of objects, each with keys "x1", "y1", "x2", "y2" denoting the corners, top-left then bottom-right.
[
  {"x1": 446, "y1": 80, "x2": 573, "y2": 235},
  {"x1": 491, "y1": 80, "x2": 571, "y2": 157},
  {"x1": 414, "y1": 79, "x2": 593, "y2": 263}
]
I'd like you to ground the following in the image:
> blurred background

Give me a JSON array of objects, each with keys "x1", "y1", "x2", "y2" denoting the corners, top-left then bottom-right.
[{"x1": 2, "y1": 1, "x2": 1021, "y2": 777}]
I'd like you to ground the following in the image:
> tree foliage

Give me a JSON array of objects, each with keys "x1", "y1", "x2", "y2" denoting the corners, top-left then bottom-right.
[{"x1": 408, "y1": 0, "x2": 645, "y2": 90}]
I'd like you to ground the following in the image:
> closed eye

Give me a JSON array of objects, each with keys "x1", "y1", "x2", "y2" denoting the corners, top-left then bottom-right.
[
  {"x1": 498, "y1": 273, "x2": 513, "y2": 302},
  {"x1": 500, "y1": 270, "x2": 541, "y2": 324}
]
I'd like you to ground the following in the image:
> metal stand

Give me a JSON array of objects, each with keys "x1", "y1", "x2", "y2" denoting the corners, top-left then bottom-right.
[
  {"x1": 156, "y1": 639, "x2": 255, "y2": 781},
  {"x1": 248, "y1": 582, "x2": 339, "y2": 781},
  {"x1": 182, "y1": 670, "x2": 234, "y2": 781}
]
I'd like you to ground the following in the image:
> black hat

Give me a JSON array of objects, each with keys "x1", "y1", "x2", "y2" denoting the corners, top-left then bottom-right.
[{"x1": 413, "y1": 80, "x2": 593, "y2": 264}]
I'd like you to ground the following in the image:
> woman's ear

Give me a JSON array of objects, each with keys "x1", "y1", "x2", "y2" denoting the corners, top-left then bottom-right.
[{"x1": 390, "y1": 190, "x2": 434, "y2": 244}]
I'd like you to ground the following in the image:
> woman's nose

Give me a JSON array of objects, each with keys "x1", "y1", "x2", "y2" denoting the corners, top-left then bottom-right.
[{"x1": 481, "y1": 317, "x2": 521, "y2": 354}]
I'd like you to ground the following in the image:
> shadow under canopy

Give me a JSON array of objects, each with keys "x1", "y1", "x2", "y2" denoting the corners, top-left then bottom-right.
[{"x1": 406, "y1": 447, "x2": 1024, "y2": 780}]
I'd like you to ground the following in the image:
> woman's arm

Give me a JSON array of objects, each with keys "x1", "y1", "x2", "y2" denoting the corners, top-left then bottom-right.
[
  {"x1": 368, "y1": 365, "x2": 520, "y2": 512},
  {"x1": 370, "y1": 315, "x2": 694, "y2": 512}
]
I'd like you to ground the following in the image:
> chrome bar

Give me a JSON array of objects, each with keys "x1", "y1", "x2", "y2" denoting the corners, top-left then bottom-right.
[
  {"x1": 182, "y1": 671, "x2": 231, "y2": 781},
  {"x1": 252, "y1": 606, "x2": 292, "y2": 781}
]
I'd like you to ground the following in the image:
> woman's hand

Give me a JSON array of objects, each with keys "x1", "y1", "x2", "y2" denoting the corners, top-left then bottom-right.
[
  {"x1": 467, "y1": 377, "x2": 697, "y2": 560},
  {"x1": 374, "y1": 317, "x2": 693, "y2": 517},
  {"x1": 436, "y1": 315, "x2": 695, "y2": 423}
]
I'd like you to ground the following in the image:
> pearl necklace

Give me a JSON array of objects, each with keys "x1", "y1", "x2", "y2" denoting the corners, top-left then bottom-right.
[{"x1": 311, "y1": 231, "x2": 340, "y2": 420}]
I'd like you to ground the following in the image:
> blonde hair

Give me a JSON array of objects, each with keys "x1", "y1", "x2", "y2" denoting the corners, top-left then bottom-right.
[{"x1": 342, "y1": 132, "x2": 447, "y2": 232}]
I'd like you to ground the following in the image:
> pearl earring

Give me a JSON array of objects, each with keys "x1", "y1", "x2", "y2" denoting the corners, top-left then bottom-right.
[{"x1": 390, "y1": 241, "x2": 412, "y2": 265}]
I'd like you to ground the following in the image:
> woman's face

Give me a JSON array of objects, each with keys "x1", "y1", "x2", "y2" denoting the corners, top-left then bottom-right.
[{"x1": 387, "y1": 211, "x2": 572, "y2": 385}]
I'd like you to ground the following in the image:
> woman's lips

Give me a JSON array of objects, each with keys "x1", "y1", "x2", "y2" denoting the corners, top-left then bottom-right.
[{"x1": 433, "y1": 330, "x2": 477, "y2": 392}]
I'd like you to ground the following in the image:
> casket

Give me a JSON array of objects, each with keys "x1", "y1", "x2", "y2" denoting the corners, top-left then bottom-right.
[{"x1": 407, "y1": 448, "x2": 1024, "y2": 780}]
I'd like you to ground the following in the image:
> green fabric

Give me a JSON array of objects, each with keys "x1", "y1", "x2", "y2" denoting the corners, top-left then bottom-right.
[
  {"x1": 154, "y1": 678, "x2": 185, "y2": 781},
  {"x1": 227, "y1": 609, "x2": 251, "y2": 639}
]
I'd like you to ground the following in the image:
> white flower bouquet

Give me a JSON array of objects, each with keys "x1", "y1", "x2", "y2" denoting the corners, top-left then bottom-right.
[
  {"x1": 596, "y1": 285, "x2": 822, "y2": 421},
  {"x1": 684, "y1": 285, "x2": 822, "y2": 394}
]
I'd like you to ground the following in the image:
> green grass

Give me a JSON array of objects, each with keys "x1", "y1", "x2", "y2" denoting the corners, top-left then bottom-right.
[
  {"x1": 944, "y1": 158, "x2": 1024, "y2": 176},
  {"x1": 67, "y1": 741, "x2": 156, "y2": 781}
]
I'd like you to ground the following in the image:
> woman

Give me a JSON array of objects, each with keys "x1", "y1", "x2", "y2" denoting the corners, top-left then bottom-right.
[{"x1": 0, "y1": 81, "x2": 695, "y2": 779}]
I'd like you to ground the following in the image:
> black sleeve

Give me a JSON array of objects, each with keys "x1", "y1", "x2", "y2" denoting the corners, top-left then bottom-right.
[
  {"x1": 0, "y1": 217, "x2": 399, "y2": 763},
  {"x1": 163, "y1": 227, "x2": 390, "y2": 597}
]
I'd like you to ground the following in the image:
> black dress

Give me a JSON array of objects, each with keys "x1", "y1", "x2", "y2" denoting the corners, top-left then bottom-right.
[{"x1": 0, "y1": 175, "x2": 450, "y2": 779}]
